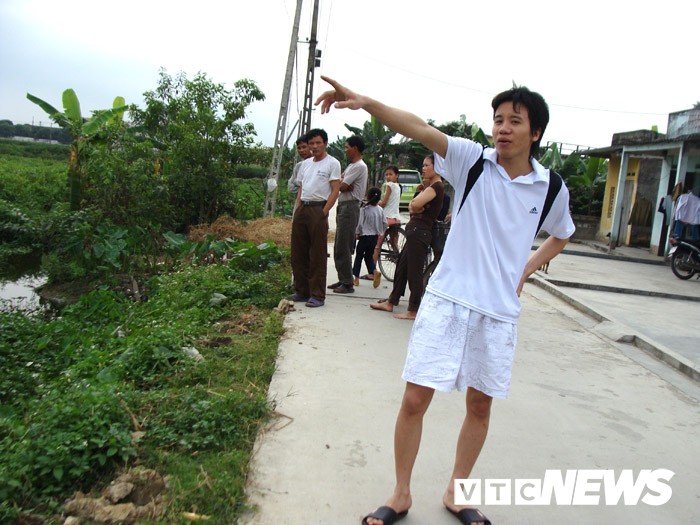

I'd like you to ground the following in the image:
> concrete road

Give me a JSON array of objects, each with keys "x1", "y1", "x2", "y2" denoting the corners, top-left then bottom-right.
[{"x1": 240, "y1": 243, "x2": 700, "y2": 525}]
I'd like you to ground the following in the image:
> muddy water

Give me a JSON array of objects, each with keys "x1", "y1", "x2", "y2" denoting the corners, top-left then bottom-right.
[{"x1": 0, "y1": 275, "x2": 46, "y2": 310}]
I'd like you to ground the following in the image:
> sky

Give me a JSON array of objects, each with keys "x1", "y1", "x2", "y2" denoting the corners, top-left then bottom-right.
[{"x1": 1, "y1": 0, "x2": 698, "y2": 154}]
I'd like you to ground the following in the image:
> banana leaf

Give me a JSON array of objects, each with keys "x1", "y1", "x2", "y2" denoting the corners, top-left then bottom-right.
[
  {"x1": 26, "y1": 93, "x2": 70, "y2": 128},
  {"x1": 62, "y1": 89, "x2": 82, "y2": 125}
]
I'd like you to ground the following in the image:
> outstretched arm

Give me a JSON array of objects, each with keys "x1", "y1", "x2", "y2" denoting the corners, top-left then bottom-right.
[{"x1": 315, "y1": 76, "x2": 448, "y2": 158}]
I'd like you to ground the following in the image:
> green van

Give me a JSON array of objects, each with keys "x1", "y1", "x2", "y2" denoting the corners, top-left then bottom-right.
[{"x1": 397, "y1": 169, "x2": 421, "y2": 208}]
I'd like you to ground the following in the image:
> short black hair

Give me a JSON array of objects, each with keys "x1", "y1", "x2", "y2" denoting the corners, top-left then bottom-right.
[
  {"x1": 385, "y1": 166, "x2": 399, "y2": 175},
  {"x1": 306, "y1": 128, "x2": 328, "y2": 144},
  {"x1": 491, "y1": 86, "x2": 549, "y2": 157},
  {"x1": 346, "y1": 135, "x2": 365, "y2": 153},
  {"x1": 296, "y1": 133, "x2": 308, "y2": 146}
]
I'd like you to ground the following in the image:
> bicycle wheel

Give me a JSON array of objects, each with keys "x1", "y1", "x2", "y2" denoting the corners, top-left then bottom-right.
[
  {"x1": 378, "y1": 227, "x2": 406, "y2": 282},
  {"x1": 422, "y1": 257, "x2": 439, "y2": 289}
]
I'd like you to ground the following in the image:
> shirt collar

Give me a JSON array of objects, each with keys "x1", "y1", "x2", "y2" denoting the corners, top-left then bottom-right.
[{"x1": 484, "y1": 148, "x2": 549, "y2": 185}]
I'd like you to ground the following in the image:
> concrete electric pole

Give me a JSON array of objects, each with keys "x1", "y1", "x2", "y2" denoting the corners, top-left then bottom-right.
[
  {"x1": 264, "y1": 0, "x2": 322, "y2": 217},
  {"x1": 300, "y1": 0, "x2": 321, "y2": 137},
  {"x1": 264, "y1": 0, "x2": 304, "y2": 217}
]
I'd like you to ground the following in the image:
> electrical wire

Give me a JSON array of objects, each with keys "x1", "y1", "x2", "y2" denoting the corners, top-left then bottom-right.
[{"x1": 351, "y1": 50, "x2": 668, "y2": 118}]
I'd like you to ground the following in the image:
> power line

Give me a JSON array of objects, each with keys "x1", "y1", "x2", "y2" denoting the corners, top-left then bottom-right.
[{"x1": 351, "y1": 51, "x2": 669, "y2": 118}]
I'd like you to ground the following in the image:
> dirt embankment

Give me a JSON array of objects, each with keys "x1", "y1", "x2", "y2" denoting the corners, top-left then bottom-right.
[{"x1": 188, "y1": 216, "x2": 292, "y2": 249}]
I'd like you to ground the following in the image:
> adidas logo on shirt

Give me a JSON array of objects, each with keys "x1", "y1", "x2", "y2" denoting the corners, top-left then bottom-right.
[{"x1": 529, "y1": 207, "x2": 539, "y2": 214}]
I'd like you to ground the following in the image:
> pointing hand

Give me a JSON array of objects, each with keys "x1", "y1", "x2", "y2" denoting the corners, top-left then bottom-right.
[{"x1": 315, "y1": 76, "x2": 366, "y2": 114}]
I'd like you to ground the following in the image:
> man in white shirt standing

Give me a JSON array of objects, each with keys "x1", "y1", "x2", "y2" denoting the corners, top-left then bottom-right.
[
  {"x1": 291, "y1": 128, "x2": 341, "y2": 308},
  {"x1": 328, "y1": 135, "x2": 368, "y2": 294},
  {"x1": 316, "y1": 78, "x2": 575, "y2": 525}
]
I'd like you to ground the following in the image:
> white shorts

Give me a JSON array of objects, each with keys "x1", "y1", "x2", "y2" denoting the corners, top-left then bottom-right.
[{"x1": 402, "y1": 291, "x2": 518, "y2": 399}]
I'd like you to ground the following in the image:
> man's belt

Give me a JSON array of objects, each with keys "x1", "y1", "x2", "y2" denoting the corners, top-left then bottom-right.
[{"x1": 301, "y1": 200, "x2": 326, "y2": 206}]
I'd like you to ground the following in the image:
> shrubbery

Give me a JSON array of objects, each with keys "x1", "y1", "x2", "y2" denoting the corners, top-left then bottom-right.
[{"x1": 0, "y1": 242, "x2": 290, "y2": 521}]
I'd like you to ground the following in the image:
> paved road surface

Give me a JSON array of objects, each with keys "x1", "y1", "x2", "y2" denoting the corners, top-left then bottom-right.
[{"x1": 240, "y1": 242, "x2": 700, "y2": 525}]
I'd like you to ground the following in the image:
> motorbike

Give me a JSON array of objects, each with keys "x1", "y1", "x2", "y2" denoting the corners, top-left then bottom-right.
[{"x1": 669, "y1": 237, "x2": 700, "y2": 280}]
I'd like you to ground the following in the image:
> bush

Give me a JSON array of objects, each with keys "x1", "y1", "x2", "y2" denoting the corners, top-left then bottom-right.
[
  {"x1": 234, "y1": 164, "x2": 267, "y2": 179},
  {"x1": 0, "y1": 200, "x2": 40, "y2": 264},
  {"x1": 0, "y1": 383, "x2": 136, "y2": 506},
  {"x1": 0, "y1": 154, "x2": 67, "y2": 214},
  {"x1": 0, "y1": 139, "x2": 70, "y2": 159},
  {"x1": 0, "y1": 249, "x2": 290, "y2": 520}
]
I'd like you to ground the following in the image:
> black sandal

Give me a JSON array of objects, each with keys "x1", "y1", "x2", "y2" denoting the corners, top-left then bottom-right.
[{"x1": 362, "y1": 506, "x2": 408, "y2": 524}]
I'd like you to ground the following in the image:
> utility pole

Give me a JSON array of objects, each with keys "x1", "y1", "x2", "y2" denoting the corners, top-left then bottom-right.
[
  {"x1": 264, "y1": 0, "x2": 304, "y2": 218},
  {"x1": 300, "y1": 0, "x2": 321, "y2": 137}
]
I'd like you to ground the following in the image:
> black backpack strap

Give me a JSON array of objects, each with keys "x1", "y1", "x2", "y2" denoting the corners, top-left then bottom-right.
[
  {"x1": 457, "y1": 147, "x2": 486, "y2": 215},
  {"x1": 537, "y1": 169, "x2": 563, "y2": 233}
]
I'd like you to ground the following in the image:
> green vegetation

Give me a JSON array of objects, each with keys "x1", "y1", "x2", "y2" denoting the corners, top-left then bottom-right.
[
  {"x1": 0, "y1": 242, "x2": 290, "y2": 522},
  {"x1": 539, "y1": 143, "x2": 607, "y2": 216},
  {"x1": 0, "y1": 154, "x2": 67, "y2": 267},
  {"x1": 0, "y1": 139, "x2": 70, "y2": 160},
  {"x1": 0, "y1": 70, "x2": 297, "y2": 523}
]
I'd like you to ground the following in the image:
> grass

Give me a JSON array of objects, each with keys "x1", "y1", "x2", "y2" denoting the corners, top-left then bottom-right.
[{"x1": 0, "y1": 256, "x2": 290, "y2": 523}]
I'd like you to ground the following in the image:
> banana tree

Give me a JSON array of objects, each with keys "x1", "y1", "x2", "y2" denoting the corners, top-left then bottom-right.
[
  {"x1": 26, "y1": 89, "x2": 128, "y2": 210},
  {"x1": 538, "y1": 142, "x2": 565, "y2": 172},
  {"x1": 566, "y1": 156, "x2": 608, "y2": 215}
]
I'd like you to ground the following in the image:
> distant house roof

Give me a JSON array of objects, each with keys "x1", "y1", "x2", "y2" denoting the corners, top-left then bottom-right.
[
  {"x1": 575, "y1": 128, "x2": 700, "y2": 158},
  {"x1": 576, "y1": 109, "x2": 700, "y2": 158}
]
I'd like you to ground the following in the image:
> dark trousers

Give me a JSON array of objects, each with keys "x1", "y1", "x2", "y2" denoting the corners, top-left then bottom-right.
[
  {"x1": 333, "y1": 200, "x2": 361, "y2": 285},
  {"x1": 388, "y1": 222, "x2": 431, "y2": 312},
  {"x1": 353, "y1": 235, "x2": 379, "y2": 277},
  {"x1": 291, "y1": 205, "x2": 329, "y2": 300}
]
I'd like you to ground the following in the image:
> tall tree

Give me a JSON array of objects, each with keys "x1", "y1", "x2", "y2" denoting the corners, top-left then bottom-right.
[{"x1": 131, "y1": 70, "x2": 265, "y2": 227}]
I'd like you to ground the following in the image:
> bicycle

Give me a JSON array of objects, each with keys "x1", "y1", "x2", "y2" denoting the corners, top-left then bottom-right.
[
  {"x1": 422, "y1": 220, "x2": 450, "y2": 289},
  {"x1": 377, "y1": 223, "x2": 406, "y2": 282}
]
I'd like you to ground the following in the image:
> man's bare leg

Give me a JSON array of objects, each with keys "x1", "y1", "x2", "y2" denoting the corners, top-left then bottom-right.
[
  {"x1": 443, "y1": 387, "x2": 493, "y2": 524},
  {"x1": 365, "y1": 382, "x2": 435, "y2": 525}
]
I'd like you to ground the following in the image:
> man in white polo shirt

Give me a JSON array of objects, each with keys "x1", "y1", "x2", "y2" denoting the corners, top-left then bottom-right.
[
  {"x1": 291, "y1": 128, "x2": 341, "y2": 308},
  {"x1": 316, "y1": 78, "x2": 575, "y2": 525}
]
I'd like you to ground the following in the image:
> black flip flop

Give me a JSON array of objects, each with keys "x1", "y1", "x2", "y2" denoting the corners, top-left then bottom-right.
[
  {"x1": 362, "y1": 505, "x2": 408, "y2": 524},
  {"x1": 446, "y1": 506, "x2": 492, "y2": 525}
]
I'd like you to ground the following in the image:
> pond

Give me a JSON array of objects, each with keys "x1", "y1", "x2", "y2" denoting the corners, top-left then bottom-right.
[
  {"x1": 0, "y1": 274, "x2": 46, "y2": 311},
  {"x1": 0, "y1": 255, "x2": 45, "y2": 311}
]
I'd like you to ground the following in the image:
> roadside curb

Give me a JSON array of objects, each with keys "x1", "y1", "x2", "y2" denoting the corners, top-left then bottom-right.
[
  {"x1": 532, "y1": 241, "x2": 668, "y2": 266},
  {"x1": 529, "y1": 274, "x2": 700, "y2": 383},
  {"x1": 542, "y1": 279, "x2": 700, "y2": 303}
]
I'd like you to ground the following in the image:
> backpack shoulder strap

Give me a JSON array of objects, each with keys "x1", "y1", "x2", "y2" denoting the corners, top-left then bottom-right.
[
  {"x1": 457, "y1": 146, "x2": 486, "y2": 215},
  {"x1": 537, "y1": 169, "x2": 563, "y2": 233}
]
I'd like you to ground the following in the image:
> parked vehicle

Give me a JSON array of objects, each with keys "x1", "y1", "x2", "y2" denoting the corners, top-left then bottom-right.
[
  {"x1": 397, "y1": 169, "x2": 421, "y2": 208},
  {"x1": 669, "y1": 237, "x2": 700, "y2": 280}
]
